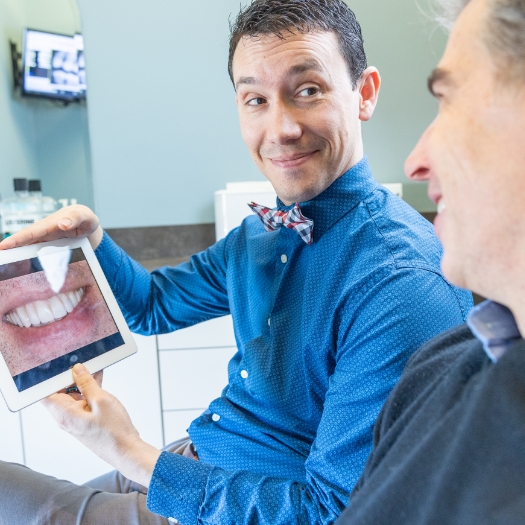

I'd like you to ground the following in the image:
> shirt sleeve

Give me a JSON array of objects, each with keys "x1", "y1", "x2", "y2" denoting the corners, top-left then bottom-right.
[
  {"x1": 94, "y1": 230, "x2": 231, "y2": 335},
  {"x1": 146, "y1": 267, "x2": 472, "y2": 525}
]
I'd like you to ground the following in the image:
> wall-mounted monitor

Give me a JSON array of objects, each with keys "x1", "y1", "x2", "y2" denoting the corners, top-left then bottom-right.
[{"x1": 22, "y1": 29, "x2": 86, "y2": 102}]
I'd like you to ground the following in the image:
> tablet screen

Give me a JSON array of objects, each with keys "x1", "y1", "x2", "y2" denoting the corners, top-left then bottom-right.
[{"x1": 0, "y1": 248, "x2": 124, "y2": 392}]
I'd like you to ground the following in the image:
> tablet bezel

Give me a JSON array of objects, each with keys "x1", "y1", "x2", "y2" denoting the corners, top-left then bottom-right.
[{"x1": 0, "y1": 237, "x2": 137, "y2": 412}]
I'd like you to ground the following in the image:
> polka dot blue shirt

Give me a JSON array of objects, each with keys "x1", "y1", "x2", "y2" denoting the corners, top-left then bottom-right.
[{"x1": 95, "y1": 157, "x2": 473, "y2": 525}]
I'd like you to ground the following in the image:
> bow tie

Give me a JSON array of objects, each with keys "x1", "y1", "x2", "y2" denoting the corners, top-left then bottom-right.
[{"x1": 248, "y1": 202, "x2": 314, "y2": 245}]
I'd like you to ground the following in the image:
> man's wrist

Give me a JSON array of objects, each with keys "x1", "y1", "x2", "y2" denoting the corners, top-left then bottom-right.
[
  {"x1": 88, "y1": 226, "x2": 104, "y2": 250},
  {"x1": 117, "y1": 438, "x2": 161, "y2": 487}
]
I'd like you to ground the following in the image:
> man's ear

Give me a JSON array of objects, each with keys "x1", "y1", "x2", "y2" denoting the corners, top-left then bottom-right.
[{"x1": 358, "y1": 67, "x2": 381, "y2": 122}]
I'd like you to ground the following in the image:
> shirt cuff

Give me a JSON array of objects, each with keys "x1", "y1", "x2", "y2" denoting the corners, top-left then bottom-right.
[
  {"x1": 147, "y1": 451, "x2": 214, "y2": 525},
  {"x1": 94, "y1": 230, "x2": 123, "y2": 282}
]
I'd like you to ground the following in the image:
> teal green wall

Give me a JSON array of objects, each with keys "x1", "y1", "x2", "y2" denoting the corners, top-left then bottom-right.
[
  {"x1": 78, "y1": 0, "x2": 256, "y2": 228},
  {"x1": 2, "y1": 0, "x2": 444, "y2": 227},
  {"x1": 0, "y1": 0, "x2": 94, "y2": 208},
  {"x1": 78, "y1": 0, "x2": 443, "y2": 229},
  {"x1": 349, "y1": 1, "x2": 446, "y2": 211},
  {"x1": 0, "y1": 0, "x2": 39, "y2": 200}
]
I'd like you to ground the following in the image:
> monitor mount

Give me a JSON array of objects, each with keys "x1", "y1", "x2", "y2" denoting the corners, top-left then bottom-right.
[{"x1": 10, "y1": 41, "x2": 22, "y2": 91}]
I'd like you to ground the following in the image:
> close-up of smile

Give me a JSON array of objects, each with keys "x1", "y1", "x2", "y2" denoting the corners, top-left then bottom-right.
[
  {"x1": 270, "y1": 151, "x2": 319, "y2": 169},
  {"x1": 0, "y1": 260, "x2": 119, "y2": 378},
  {"x1": 4, "y1": 287, "x2": 85, "y2": 328}
]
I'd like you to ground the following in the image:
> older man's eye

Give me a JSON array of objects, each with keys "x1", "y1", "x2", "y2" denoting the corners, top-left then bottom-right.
[
  {"x1": 247, "y1": 97, "x2": 266, "y2": 106},
  {"x1": 298, "y1": 87, "x2": 319, "y2": 97}
]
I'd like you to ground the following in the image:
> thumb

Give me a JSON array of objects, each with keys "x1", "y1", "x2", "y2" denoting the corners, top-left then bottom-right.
[{"x1": 72, "y1": 363, "x2": 101, "y2": 401}]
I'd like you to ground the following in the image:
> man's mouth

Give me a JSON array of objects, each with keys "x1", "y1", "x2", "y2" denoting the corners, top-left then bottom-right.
[
  {"x1": 269, "y1": 151, "x2": 318, "y2": 168},
  {"x1": 4, "y1": 287, "x2": 86, "y2": 328}
]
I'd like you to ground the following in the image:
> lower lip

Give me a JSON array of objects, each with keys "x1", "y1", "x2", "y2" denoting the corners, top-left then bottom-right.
[
  {"x1": 271, "y1": 152, "x2": 317, "y2": 169},
  {"x1": 2, "y1": 286, "x2": 98, "y2": 374}
]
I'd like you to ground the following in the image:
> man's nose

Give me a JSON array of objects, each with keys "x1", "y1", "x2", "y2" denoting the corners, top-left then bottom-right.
[
  {"x1": 266, "y1": 102, "x2": 302, "y2": 144},
  {"x1": 405, "y1": 126, "x2": 432, "y2": 181}
]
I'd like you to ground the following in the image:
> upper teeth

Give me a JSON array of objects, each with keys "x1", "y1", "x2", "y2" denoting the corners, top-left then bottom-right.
[
  {"x1": 4, "y1": 288, "x2": 85, "y2": 328},
  {"x1": 437, "y1": 200, "x2": 447, "y2": 214}
]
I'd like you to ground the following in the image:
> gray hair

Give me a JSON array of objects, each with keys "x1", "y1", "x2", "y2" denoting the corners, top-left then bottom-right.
[
  {"x1": 434, "y1": 0, "x2": 525, "y2": 78},
  {"x1": 434, "y1": 0, "x2": 470, "y2": 29}
]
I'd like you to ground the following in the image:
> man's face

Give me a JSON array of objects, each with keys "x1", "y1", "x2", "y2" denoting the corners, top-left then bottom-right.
[
  {"x1": 232, "y1": 31, "x2": 379, "y2": 205},
  {"x1": 405, "y1": 0, "x2": 525, "y2": 300}
]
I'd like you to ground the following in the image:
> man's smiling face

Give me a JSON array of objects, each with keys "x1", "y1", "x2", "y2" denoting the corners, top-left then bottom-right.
[
  {"x1": 405, "y1": 0, "x2": 525, "y2": 301},
  {"x1": 232, "y1": 31, "x2": 379, "y2": 205}
]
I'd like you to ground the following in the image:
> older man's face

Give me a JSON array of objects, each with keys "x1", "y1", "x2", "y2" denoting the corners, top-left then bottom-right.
[
  {"x1": 232, "y1": 31, "x2": 379, "y2": 205},
  {"x1": 405, "y1": 0, "x2": 525, "y2": 301}
]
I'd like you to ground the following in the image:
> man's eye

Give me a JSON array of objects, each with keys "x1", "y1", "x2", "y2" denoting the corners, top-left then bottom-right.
[
  {"x1": 247, "y1": 97, "x2": 266, "y2": 106},
  {"x1": 298, "y1": 87, "x2": 319, "y2": 97}
]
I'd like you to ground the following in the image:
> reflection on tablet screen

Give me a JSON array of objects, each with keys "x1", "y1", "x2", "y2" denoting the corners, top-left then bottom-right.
[{"x1": 0, "y1": 248, "x2": 124, "y2": 392}]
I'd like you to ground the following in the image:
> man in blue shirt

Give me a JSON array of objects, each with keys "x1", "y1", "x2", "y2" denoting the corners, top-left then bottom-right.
[{"x1": 0, "y1": 1, "x2": 471, "y2": 524}]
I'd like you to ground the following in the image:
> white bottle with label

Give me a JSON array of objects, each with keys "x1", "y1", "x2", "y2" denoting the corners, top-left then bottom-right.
[
  {"x1": 0, "y1": 179, "x2": 56, "y2": 239},
  {"x1": 29, "y1": 179, "x2": 57, "y2": 219}
]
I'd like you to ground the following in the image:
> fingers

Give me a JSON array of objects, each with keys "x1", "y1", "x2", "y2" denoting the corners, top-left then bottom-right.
[
  {"x1": 72, "y1": 363, "x2": 102, "y2": 402},
  {"x1": 0, "y1": 205, "x2": 99, "y2": 251},
  {"x1": 41, "y1": 392, "x2": 89, "y2": 433}
]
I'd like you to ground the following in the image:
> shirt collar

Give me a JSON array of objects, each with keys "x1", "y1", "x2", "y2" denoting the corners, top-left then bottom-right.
[
  {"x1": 467, "y1": 300, "x2": 522, "y2": 362},
  {"x1": 275, "y1": 156, "x2": 379, "y2": 242}
]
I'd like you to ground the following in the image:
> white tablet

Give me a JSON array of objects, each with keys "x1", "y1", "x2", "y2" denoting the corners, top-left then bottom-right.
[{"x1": 0, "y1": 237, "x2": 137, "y2": 411}]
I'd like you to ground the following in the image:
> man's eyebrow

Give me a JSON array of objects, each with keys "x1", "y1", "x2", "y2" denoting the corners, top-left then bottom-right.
[
  {"x1": 235, "y1": 76, "x2": 258, "y2": 91},
  {"x1": 427, "y1": 67, "x2": 453, "y2": 96},
  {"x1": 235, "y1": 60, "x2": 323, "y2": 91},
  {"x1": 288, "y1": 59, "x2": 324, "y2": 76}
]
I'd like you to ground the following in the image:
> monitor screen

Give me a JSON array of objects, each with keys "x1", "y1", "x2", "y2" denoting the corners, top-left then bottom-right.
[
  {"x1": 0, "y1": 248, "x2": 124, "y2": 392},
  {"x1": 22, "y1": 29, "x2": 87, "y2": 101}
]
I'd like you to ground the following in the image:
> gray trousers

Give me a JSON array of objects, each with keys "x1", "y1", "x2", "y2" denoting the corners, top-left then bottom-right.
[{"x1": 0, "y1": 437, "x2": 197, "y2": 525}]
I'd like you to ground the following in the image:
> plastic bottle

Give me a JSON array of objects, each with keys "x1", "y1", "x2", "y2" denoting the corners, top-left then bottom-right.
[
  {"x1": 29, "y1": 179, "x2": 57, "y2": 218},
  {"x1": 0, "y1": 179, "x2": 42, "y2": 239}
]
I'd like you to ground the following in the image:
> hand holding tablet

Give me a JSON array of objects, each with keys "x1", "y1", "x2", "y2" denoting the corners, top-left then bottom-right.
[
  {"x1": 42, "y1": 363, "x2": 160, "y2": 488},
  {"x1": 0, "y1": 237, "x2": 137, "y2": 411},
  {"x1": 0, "y1": 204, "x2": 103, "y2": 251}
]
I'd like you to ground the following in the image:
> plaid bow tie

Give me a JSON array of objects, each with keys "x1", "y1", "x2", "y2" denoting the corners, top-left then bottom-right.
[{"x1": 248, "y1": 202, "x2": 314, "y2": 245}]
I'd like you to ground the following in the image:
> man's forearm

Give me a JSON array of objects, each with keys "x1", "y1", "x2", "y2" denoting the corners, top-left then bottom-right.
[{"x1": 115, "y1": 438, "x2": 161, "y2": 488}]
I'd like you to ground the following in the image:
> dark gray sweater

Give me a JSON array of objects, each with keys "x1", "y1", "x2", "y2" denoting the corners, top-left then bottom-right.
[{"x1": 337, "y1": 324, "x2": 525, "y2": 525}]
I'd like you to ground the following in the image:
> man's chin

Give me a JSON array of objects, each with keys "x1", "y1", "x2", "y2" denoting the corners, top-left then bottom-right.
[{"x1": 441, "y1": 251, "x2": 469, "y2": 291}]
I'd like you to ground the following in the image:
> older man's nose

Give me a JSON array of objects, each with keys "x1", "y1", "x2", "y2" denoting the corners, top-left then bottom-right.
[{"x1": 405, "y1": 126, "x2": 432, "y2": 181}]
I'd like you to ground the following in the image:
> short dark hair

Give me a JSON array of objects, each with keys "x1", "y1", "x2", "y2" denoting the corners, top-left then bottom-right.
[{"x1": 228, "y1": 0, "x2": 367, "y2": 89}]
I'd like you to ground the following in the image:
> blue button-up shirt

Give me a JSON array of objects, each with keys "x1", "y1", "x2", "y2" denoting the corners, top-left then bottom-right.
[{"x1": 95, "y1": 157, "x2": 473, "y2": 525}]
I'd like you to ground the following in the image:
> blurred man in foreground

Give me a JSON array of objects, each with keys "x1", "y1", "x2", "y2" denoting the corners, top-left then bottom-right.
[{"x1": 337, "y1": 0, "x2": 525, "y2": 523}]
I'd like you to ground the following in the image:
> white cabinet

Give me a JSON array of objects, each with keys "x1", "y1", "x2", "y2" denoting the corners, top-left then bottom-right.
[
  {"x1": 163, "y1": 409, "x2": 204, "y2": 445},
  {"x1": 159, "y1": 346, "x2": 234, "y2": 411},
  {"x1": 0, "y1": 318, "x2": 235, "y2": 484},
  {"x1": 158, "y1": 315, "x2": 235, "y2": 446},
  {"x1": 1, "y1": 333, "x2": 163, "y2": 484},
  {"x1": 157, "y1": 315, "x2": 236, "y2": 350},
  {"x1": 0, "y1": 397, "x2": 24, "y2": 465}
]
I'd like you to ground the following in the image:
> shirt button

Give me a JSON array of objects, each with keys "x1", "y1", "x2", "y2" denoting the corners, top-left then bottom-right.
[
  {"x1": 168, "y1": 519, "x2": 179, "y2": 524},
  {"x1": 212, "y1": 413, "x2": 221, "y2": 422},
  {"x1": 281, "y1": 254, "x2": 288, "y2": 264},
  {"x1": 240, "y1": 370, "x2": 249, "y2": 379},
  {"x1": 268, "y1": 317, "x2": 271, "y2": 326}
]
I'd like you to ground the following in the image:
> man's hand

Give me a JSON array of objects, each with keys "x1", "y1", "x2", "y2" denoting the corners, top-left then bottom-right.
[
  {"x1": 42, "y1": 364, "x2": 161, "y2": 487},
  {"x1": 0, "y1": 205, "x2": 103, "y2": 251}
]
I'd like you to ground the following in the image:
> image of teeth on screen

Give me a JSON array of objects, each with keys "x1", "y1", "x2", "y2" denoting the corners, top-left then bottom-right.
[{"x1": 0, "y1": 248, "x2": 124, "y2": 392}]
